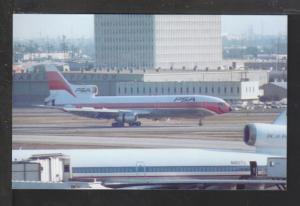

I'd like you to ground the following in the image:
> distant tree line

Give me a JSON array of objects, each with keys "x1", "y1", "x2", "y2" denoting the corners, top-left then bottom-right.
[
  {"x1": 13, "y1": 36, "x2": 95, "y2": 62},
  {"x1": 222, "y1": 35, "x2": 287, "y2": 59}
]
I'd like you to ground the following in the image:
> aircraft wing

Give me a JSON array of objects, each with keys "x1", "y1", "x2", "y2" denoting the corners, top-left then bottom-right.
[
  {"x1": 33, "y1": 104, "x2": 65, "y2": 110},
  {"x1": 62, "y1": 107, "x2": 151, "y2": 118},
  {"x1": 103, "y1": 178, "x2": 286, "y2": 190}
]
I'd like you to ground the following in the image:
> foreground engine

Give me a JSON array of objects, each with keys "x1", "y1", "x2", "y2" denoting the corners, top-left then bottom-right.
[{"x1": 243, "y1": 123, "x2": 286, "y2": 148}]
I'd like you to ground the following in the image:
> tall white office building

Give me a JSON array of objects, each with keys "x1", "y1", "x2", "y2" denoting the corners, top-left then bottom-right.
[{"x1": 94, "y1": 15, "x2": 222, "y2": 70}]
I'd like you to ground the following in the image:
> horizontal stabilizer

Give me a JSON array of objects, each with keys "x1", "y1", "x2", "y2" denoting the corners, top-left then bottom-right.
[{"x1": 273, "y1": 111, "x2": 286, "y2": 125}]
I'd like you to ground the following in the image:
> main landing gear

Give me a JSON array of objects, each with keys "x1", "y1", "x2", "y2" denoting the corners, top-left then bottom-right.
[
  {"x1": 128, "y1": 121, "x2": 141, "y2": 127},
  {"x1": 111, "y1": 121, "x2": 142, "y2": 127},
  {"x1": 112, "y1": 122, "x2": 125, "y2": 127},
  {"x1": 198, "y1": 118, "x2": 203, "y2": 126}
]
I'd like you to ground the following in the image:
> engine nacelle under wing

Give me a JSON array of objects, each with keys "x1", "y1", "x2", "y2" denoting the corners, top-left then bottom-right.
[
  {"x1": 243, "y1": 123, "x2": 286, "y2": 149},
  {"x1": 116, "y1": 113, "x2": 137, "y2": 123}
]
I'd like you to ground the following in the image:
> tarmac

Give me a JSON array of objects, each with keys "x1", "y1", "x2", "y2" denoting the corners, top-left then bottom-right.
[{"x1": 12, "y1": 107, "x2": 278, "y2": 150}]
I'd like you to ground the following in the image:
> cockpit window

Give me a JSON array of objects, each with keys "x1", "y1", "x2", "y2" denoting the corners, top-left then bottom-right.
[{"x1": 218, "y1": 102, "x2": 226, "y2": 108}]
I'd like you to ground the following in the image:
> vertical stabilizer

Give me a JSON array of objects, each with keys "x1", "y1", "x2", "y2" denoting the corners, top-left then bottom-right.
[{"x1": 46, "y1": 64, "x2": 76, "y2": 97}]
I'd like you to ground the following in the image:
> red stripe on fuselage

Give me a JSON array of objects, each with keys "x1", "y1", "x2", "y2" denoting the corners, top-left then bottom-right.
[
  {"x1": 68, "y1": 102, "x2": 226, "y2": 114},
  {"x1": 47, "y1": 71, "x2": 76, "y2": 97}
]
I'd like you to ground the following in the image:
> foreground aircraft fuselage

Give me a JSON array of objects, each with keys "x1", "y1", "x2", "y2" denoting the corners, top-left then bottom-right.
[
  {"x1": 12, "y1": 112, "x2": 286, "y2": 189},
  {"x1": 43, "y1": 64, "x2": 232, "y2": 127},
  {"x1": 12, "y1": 148, "x2": 275, "y2": 184}
]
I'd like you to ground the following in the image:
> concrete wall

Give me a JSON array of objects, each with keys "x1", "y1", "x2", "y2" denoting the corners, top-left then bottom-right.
[{"x1": 240, "y1": 81, "x2": 260, "y2": 100}]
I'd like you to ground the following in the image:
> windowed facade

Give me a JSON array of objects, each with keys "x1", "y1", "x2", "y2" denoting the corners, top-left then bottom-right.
[
  {"x1": 116, "y1": 81, "x2": 259, "y2": 102},
  {"x1": 95, "y1": 15, "x2": 222, "y2": 70}
]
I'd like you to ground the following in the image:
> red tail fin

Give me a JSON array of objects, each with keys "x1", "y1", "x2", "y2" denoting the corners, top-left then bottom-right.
[{"x1": 46, "y1": 65, "x2": 76, "y2": 97}]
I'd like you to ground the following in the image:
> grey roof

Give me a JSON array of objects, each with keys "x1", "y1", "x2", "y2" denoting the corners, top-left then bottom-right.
[{"x1": 271, "y1": 82, "x2": 287, "y2": 89}]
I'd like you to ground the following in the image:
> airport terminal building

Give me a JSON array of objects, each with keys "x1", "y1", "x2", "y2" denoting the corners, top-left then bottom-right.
[
  {"x1": 13, "y1": 69, "x2": 267, "y2": 106},
  {"x1": 94, "y1": 15, "x2": 222, "y2": 70},
  {"x1": 116, "y1": 81, "x2": 260, "y2": 103}
]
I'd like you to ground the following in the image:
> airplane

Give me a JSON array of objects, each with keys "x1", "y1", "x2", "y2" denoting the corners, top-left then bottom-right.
[
  {"x1": 243, "y1": 110, "x2": 287, "y2": 156},
  {"x1": 12, "y1": 111, "x2": 286, "y2": 190},
  {"x1": 42, "y1": 64, "x2": 232, "y2": 127}
]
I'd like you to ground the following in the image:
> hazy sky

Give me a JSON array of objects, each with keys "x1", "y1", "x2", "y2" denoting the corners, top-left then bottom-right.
[{"x1": 13, "y1": 14, "x2": 287, "y2": 40}]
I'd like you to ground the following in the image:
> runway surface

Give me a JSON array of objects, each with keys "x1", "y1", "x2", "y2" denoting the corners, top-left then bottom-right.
[{"x1": 12, "y1": 108, "x2": 279, "y2": 150}]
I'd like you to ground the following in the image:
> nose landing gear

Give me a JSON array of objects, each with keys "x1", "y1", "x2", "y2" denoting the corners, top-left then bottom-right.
[{"x1": 198, "y1": 118, "x2": 203, "y2": 126}]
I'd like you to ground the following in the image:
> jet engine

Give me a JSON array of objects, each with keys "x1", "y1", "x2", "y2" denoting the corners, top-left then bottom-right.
[
  {"x1": 243, "y1": 123, "x2": 286, "y2": 148},
  {"x1": 116, "y1": 113, "x2": 137, "y2": 123}
]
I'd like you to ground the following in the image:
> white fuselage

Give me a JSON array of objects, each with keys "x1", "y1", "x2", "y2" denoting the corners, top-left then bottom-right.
[
  {"x1": 49, "y1": 92, "x2": 231, "y2": 118},
  {"x1": 12, "y1": 148, "x2": 278, "y2": 181}
]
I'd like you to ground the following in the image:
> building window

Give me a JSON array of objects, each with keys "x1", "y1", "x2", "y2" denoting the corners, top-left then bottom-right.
[
  {"x1": 137, "y1": 87, "x2": 139, "y2": 94},
  {"x1": 118, "y1": 87, "x2": 121, "y2": 94},
  {"x1": 212, "y1": 87, "x2": 214, "y2": 93},
  {"x1": 180, "y1": 87, "x2": 183, "y2": 94},
  {"x1": 130, "y1": 88, "x2": 133, "y2": 94},
  {"x1": 199, "y1": 87, "x2": 201, "y2": 93},
  {"x1": 161, "y1": 88, "x2": 164, "y2": 94},
  {"x1": 155, "y1": 87, "x2": 158, "y2": 93},
  {"x1": 143, "y1": 87, "x2": 145, "y2": 94},
  {"x1": 174, "y1": 88, "x2": 177, "y2": 93},
  {"x1": 237, "y1": 87, "x2": 240, "y2": 93},
  {"x1": 218, "y1": 87, "x2": 220, "y2": 93},
  {"x1": 124, "y1": 88, "x2": 127, "y2": 94},
  {"x1": 231, "y1": 87, "x2": 233, "y2": 93},
  {"x1": 186, "y1": 88, "x2": 189, "y2": 93},
  {"x1": 168, "y1": 88, "x2": 170, "y2": 93},
  {"x1": 193, "y1": 87, "x2": 195, "y2": 93},
  {"x1": 205, "y1": 87, "x2": 208, "y2": 93},
  {"x1": 224, "y1": 87, "x2": 227, "y2": 93},
  {"x1": 64, "y1": 165, "x2": 70, "y2": 173},
  {"x1": 149, "y1": 88, "x2": 152, "y2": 94}
]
